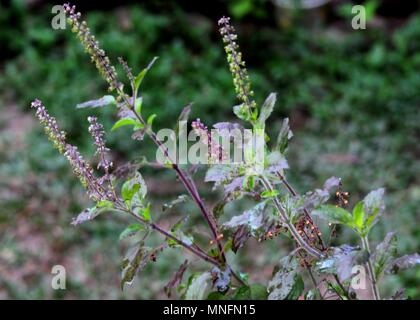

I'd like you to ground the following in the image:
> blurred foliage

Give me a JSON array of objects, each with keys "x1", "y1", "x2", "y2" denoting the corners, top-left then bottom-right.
[{"x1": 0, "y1": 0, "x2": 419, "y2": 298}]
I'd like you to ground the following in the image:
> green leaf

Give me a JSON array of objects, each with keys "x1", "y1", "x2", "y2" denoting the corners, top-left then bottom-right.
[
  {"x1": 312, "y1": 205, "x2": 354, "y2": 228},
  {"x1": 233, "y1": 103, "x2": 250, "y2": 122},
  {"x1": 122, "y1": 181, "x2": 139, "y2": 203},
  {"x1": 352, "y1": 201, "x2": 365, "y2": 232},
  {"x1": 121, "y1": 244, "x2": 150, "y2": 289},
  {"x1": 286, "y1": 275, "x2": 304, "y2": 300},
  {"x1": 242, "y1": 175, "x2": 255, "y2": 191},
  {"x1": 141, "y1": 204, "x2": 151, "y2": 222},
  {"x1": 134, "y1": 97, "x2": 143, "y2": 115},
  {"x1": 111, "y1": 118, "x2": 138, "y2": 131},
  {"x1": 133, "y1": 123, "x2": 145, "y2": 130},
  {"x1": 96, "y1": 200, "x2": 114, "y2": 209},
  {"x1": 76, "y1": 95, "x2": 115, "y2": 109},
  {"x1": 121, "y1": 172, "x2": 147, "y2": 209},
  {"x1": 365, "y1": 0, "x2": 379, "y2": 21},
  {"x1": 232, "y1": 284, "x2": 268, "y2": 300},
  {"x1": 119, "y1": 224, "x2": 144, "y2": 241},
  {"x1": 207, "y1": 292, "x2": 226, "y2": 300},
  {"x1": 249, "y1": 284, "x2": 268, "y2": 300},
  {"x1": 258, "y1": 92, "x2": 276, "y2": 124},
  {"x1": 261, "y1": 189, "x2": 279, "y2": 198},
  {"x1": 233, "y1": 285, "x2": 251, "y2": 300},
  {"x1": 134, "y1": 56, "x2": 158, "y2": 94},
  {"x1": 185, "y1": 272, "x2": 211, "y2": 300},
  {"x1": 147, "y1": 114, "x2": 157, "y2": 127}
]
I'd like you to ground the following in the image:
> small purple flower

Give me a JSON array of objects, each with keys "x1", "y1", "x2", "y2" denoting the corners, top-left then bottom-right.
[
  {"x1": 64, "y1": 143, "x2": 110, "y2": 202},
  {"x1": 192, "y1": 119, "x2": 227, "y2": 163},
  {"x1": 30, "y1": 99, "x2": 113, "y2": 202},
  {"x1": 87, "y1": 116, "x2": 112, "y2": 172},
  {"x1": 31, "y1": 99, "x2": 66, "y2": 153}
]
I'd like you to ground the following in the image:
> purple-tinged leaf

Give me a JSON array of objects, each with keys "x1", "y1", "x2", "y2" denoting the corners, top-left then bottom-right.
[
  {"x1": 211, "y1": 267, "x2": 231, "y2": 292},
  {"x1": 76, "y1": 95, "x2": 115, "y2": 109},
  {"x1": 258, "y1": 93, "x2": 277, "y2": 124},
  {"x1": 224, "y1": 176, "x2": 245, "y2": 194},
  {"x1": 391, "y1": 288, "x2": 407, "y2": 300},
  {"x1": 386, "y1": 253, "x2": 420, "y2": 274},
  {"x1": 205, "y1": 165, "x2": 237, "y2": 189},
  {"x1": 323, "y1": 176, "x2": 341, "y2": 191},
  {"x1": 232, "y1": 225, "x2": 250, "y2": 253},
  {"x1": 71, "y1": 207, "x2": 101, "y2": 226},
  {"x1": 268, "y1": 254, "x2": 301, "y2": 300},
  {"x1": 302, "y1": 176, "x2": 340, "y2": 210},
  {"x1": 131, "y1": 127, "x2": 146, "y2": 141},
  {"x1": 276, "y1": 118, "x2": 293, "y2": 153},
  {"x1": 175, "y1": 103, "x2": 192, "y2": 137},
  {"x1": 372, "y1": 232, "x2": 398, "y2": 279},
  {"x1": 213, "y1": 122, "x2": 243, "y2": 131},
  {"x1": 265, "y1": 151, "x2": 289, "y2": 173},
  {"x1": 363, "y1": 188, "x2": 385, "y2": 229},
  {"x1": 223, "y1": 202, "x2": 267, "y2": 232},
  {"x1": 164, "y1": 260, "x2": 189, "y2": 298},
  {"x1": 316, "y1": 245, "x2": 369, "y2": 282}
]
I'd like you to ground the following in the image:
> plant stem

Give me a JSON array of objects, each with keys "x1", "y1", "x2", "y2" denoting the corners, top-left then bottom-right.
[
  {"x1": 118, "y1": 205, "x2": 220, "y2": 266},
  {"x1": 361, "y1": 236, "x2": 380, "y2": 300},
  {"x1": 299, "y1": 252, "x2": 322, "y2": 299},
  {"x1": 333, "y1": 275, "x2": 351, "y2": 300},
  {"x1": 118, "y1": 204, "x2": 246, "y2": 286},
  {"x1": 260, "y1": 176, "x2": 323, "y2": 259},
  {"x1": 116, "y1": 88, "x2": 227, "y2": 263}
]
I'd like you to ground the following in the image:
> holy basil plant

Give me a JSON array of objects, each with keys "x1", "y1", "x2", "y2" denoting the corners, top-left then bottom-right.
[{"x1": 29, "y1": 3, "x2": 419, "y2": 300}]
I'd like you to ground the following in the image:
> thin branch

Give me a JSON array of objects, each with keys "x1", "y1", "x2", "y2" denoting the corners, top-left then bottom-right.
[
  {"x1": 119, "y1": 90, "x2": 227, "y2": 264},
  {"x1": 276, "y1": 172, "x2": 326, "y2": 250},
  {"x1": 333, "y1": 275, "x2": 351, "y2": 300},
  {"x1": 361, "y1": 236, "x2": 381, "y2": 300},
  {"x1": 117, "y1": 205, "x2": 220, "y2": 266},
  {"x1": 260, "y1": 176, "x2": 323, "y2": 259}
]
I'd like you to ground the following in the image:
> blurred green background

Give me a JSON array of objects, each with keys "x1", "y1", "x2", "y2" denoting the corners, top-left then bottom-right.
[{"x1": 0, "y1": 0, "x2": 419, "y2": 299}]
